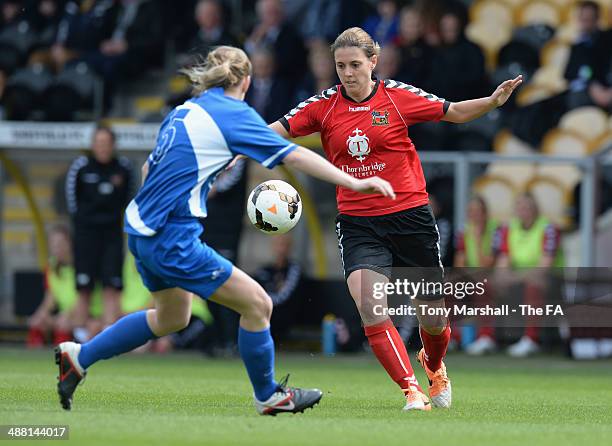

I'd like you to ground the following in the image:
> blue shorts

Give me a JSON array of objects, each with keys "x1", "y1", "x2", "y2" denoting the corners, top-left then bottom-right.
[{"x1": 127, "y1": 219, "x2": 233, "y2": 299}]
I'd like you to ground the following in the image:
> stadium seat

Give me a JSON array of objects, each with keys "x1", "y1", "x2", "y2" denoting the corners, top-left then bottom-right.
[
  {"x1": 540, "y1": 40, "x2": 570, "y2": 68},
  {"x1": 516, "y1": 0, "x2": 562, "y2": 27},
  {"x1": 43, "y1": 63, "x2": 102, "y2": 121},
  {"x1": 470, "y1": 0, "x2": 514, "y2": 27},
  {"x1": 559, "y1": 106, "x2": 608, "y2": 143},
  {"x1": 515, "y1": 83, "x2": 557, "y2": 106},
  {"x1": 487, "y1": 161, "x2": 536, "y2": 188},
  {"x1": 493, "y1": 130, "x2": 535, "y2": 154},
  {"x1": 530, "y1": 64, "x2": 568, "y2": 93},
  {"x1": 541, "y1": 128, "x2": 591, "y2": 156},
  {"x1": 3, "y1": 64, "x2": 53, "y2": 120},
  {"x1": 496, "y1": 24, "x2": 556, "y2": 81},
  {"x1": 466, "y1": 20, "x2": 513, "y2": 68},
  {"x1": 472, "y1": 174, "x2": 519, "y2": 221},
  {"x1": 535, "y1": 164, "x2": 582, "y2": 190},
  {"x1": 0, "y1": 22, "x2": 38, "y2": 75},
  {"x1": 526, "y1": 176, "x2": 572, "y2": 227}
]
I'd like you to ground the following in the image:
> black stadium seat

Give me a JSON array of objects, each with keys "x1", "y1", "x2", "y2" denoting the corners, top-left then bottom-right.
[
  {"x1": 497, "y1": 24, "x2": 555, "y2": 72},
  {"x1": 0, "y1": 22, "x2": 38, "y2": 75},
  {"x1": 43, "y1": 63, "x2": 103, "y2": 121},
  {"x1": 3, "y1": 64, "x2": 53, "y2": 120}
]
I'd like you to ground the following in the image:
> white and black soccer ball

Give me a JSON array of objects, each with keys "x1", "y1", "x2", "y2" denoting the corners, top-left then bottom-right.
[{"x1": 247, "y1": 180, "x2": 302, "y2": 234}]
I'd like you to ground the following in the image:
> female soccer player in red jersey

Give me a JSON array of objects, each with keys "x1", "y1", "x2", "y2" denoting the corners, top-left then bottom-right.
[{"x1": 269, "y1": 27, "x2": 522, "y2": 411}]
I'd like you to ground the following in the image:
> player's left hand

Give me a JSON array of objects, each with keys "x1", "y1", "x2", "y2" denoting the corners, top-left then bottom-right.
[{"x1": 490, "y1": 75, "x2": 523, "y2": 107}]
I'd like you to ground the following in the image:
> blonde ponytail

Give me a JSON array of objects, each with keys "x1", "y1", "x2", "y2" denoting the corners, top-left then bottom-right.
[{"x1": 181, "y1": 46, "x2": 252, "y2": 94}]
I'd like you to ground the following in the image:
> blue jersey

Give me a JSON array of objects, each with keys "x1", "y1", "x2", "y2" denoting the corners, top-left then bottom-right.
[{"x1": 125, "y1": 87, "x2": 297, "y2": 236}]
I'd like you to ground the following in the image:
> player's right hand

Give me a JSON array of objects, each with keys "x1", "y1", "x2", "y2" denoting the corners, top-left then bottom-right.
[{"x1": 352, "y1": 176, "x2": 396, "y2": 200}]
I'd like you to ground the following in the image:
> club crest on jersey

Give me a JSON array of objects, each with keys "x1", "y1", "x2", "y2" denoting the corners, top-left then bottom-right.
[
  {"x1": 346, "y1": 128, "x2": 370, "y2": 163},
  {"x1": 371, "y1": 110, "x2": 389, "y2": 126}
]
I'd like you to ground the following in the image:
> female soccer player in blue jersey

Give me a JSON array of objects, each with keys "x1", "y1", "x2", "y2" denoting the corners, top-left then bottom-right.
[{"x1": 55, "y1": 46, "x2": 395, "y2": 415}]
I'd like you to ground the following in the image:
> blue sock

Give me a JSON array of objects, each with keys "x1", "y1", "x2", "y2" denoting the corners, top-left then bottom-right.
[
  {"x1": 78, "y1": 311, "x2": 156, "y2": 369},
  {"x1": 238, "y1": 326, "x2": 277, "y2": 401}
]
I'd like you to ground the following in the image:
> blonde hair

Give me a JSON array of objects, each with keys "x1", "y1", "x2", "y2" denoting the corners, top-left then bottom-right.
[
  {"x1": 330, "y1": 27, "x2": 381, "y2": 58},
  {"x1": 181, "y1": 46, "x2": 252, "y2": 94}
]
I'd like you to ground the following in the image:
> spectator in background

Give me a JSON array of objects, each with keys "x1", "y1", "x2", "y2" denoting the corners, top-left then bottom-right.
[
  {"x1": 1, "y1": 0, "x2": 23, "y2": 29},
  {"x1": 294, "y1": 39, "x2": 337, "y2": 103},
  {"x1": 394, "y1": 6, "x2": 432, "y2": 87},
  {"x1": 186, "y1": 0, "x2": 239, "y2": 58},
  {"x1": 65, "y1": 125, "x2": 134, "y2": 339},
  {"x1": 50, "y1": 0, "x2": 117, "y2": 73},
  {"x1": 454, "y1": 195, "x2": 498, "y2": 356},
  {"x1": 244, "y1": 0, "x2": 306, "y2": 84},
  {"x1": 375, "y1": 43, "x2": 401, "y2": 81},
  {"x1": 244, "y1": 46, "x2": 292, "y2": 123},
  {"x1": 25, "y1": 0, "x2": 65, "y2": 49},
  {"x1": 427, "y1": 8, "x2": 486, "y2": 102},
  {"x1": 564, "y1": 0, "x2": 604, "y2": 109},
  {"x1": 588, "y1": 6, "x2": 612, "y2": 112},
  {"x1": 493, "y1": 193, "x2": 564, "y2": 357},
  {"x1": 299, "y1": 0, "x2": 341, "y2": 44},
  {"x1": 27, "y1": 226, "x2": 80, "y2": 347},
  {"x1": 362, "y1": 0, "x2": 399, "y2": 46},
  {"x1": 511, "y1": 1, "x2": 608, "y2": 146},
  {"x1": 254, "y1": 234, "x2": 302, "y2": 342}
]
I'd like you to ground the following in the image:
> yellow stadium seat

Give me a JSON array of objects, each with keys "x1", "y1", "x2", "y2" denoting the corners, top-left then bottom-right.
[
  {"x1": 526, "y1": 176, "x2": 572, "y2": 227},
  {"x1": 487, "y1": 161, "x2": 537, "y2": 188},
  {"x1": 516, "y1": 0, "x2": 562, "y2": 26},
  {"x1": 471, "y1": 0, "x2": 514, "y2": 27},
  {"x1": 559, "y1": 106, "x2": 609, "y2": 142},
  {"x1": 541, "y1": 128, "x2": 590, "y2": 156},
  {"x1": 493, "y1": 130, "x2": 536, "y2": 154},
  {"x1": 531, "y1": 64, "x2": 568, "y2": 92},
  {"x1": 472, "y1": 175, "x2": 519, "y2": 222},
  {"x1": 591, "y1": 131, "x2": 612, "y2": 153},
  {"x1": 535, "y1": 164, "x2": 582, "y2": 189},
  {"x1": 609, "y1": 114, "x2": 612, "y2": 131},
  {"x1": 540, "y1": 40, "x2": 570, "y2": 68},
  {"x1": 515, "y1": 84, "x2": 558, "y2": 106},
  {"x1": 466, "y1": 20, "x2": 513, "y2": 68}
]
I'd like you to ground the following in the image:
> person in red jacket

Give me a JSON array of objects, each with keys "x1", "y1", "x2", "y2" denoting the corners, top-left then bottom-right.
[{"x1": 269, "y1": 27, "x2": 522, "y2": 411}]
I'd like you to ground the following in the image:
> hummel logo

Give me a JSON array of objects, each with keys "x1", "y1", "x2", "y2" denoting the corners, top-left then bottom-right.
[{"x1": 349, "y1": 105, "x2": 370, "y2": 112}]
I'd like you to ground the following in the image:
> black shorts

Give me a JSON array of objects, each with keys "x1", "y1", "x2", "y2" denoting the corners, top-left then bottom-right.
[
  {"x1": 73, "y1": 223, "x2": 124, "y2": 291},
  {"x1": 335, "y1": 205, "x2": 444, "y2": 296}
]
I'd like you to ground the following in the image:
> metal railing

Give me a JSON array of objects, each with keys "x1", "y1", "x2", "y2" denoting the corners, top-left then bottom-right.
[{"x1": 420, "y1": 145, "x2": 612, "y2": 267}]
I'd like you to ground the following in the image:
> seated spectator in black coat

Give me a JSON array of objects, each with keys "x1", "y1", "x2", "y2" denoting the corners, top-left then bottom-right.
[
  {"x1": 79, "y1": 0, "x2": 163, "y2": 82},
  {"x1": 244, "y1": 0, "x2": 306, "y2": 84},
  {"x1": 187, "y1": 0, "x2": 239, "y2": 57},
  {"x1": 427, "y1": 9, "x2": 486, "y2": 102},
  {"x1": 393, "y1": 6, "x2": 432, "y2": 87},
  {"x1": 587, "y1": 5, "x2": 612, "y2": 112},
  {"x1": 244, "y1": 47, "x2": 293, "y2": 123},
  {"x1": 294, "y1": 38, "x2": 338, "y2": 103},
  {"x1": 50, "y1": 0, "x2": 117, "y2": 73},
  {"x1": 564, "y1": 0, "x2": 603, "y2": 106},
  {"x1": 375, "y1": 43, "x2": 401, "y2": 81}
]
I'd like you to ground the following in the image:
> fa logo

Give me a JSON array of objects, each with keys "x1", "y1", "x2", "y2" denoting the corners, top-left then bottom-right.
[{"x1": 346, "y1": 128, "x2": 370, "y2": 163}]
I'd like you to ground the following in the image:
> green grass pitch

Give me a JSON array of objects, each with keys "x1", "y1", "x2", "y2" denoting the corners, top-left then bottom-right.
[{"x1": 1, "y1": 347, "x2": 611, "y2": 446}]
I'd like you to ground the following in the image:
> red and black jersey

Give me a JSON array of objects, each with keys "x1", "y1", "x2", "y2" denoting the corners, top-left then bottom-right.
[{"x1": 279, "y1": 79, "x2": 449, "y2": 216}]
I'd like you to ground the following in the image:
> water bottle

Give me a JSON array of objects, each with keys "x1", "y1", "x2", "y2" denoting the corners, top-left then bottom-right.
[{"x1": 322, "y1": 314, "x2": 337, "y2": 356}]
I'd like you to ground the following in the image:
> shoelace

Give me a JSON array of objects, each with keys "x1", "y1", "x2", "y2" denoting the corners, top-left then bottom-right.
[{"x1": 276, "y1": 373, "x2": 291, "y2": 392}]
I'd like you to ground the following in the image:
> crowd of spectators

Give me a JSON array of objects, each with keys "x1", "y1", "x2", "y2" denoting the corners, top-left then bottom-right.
[{"x1": 1, "y1": 0, "x2": 609, "y2": 154}]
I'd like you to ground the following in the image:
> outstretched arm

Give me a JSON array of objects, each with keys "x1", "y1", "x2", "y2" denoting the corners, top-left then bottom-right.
[
  {"x1": 284, "y1": 146, "x2": 396, "y2": 199},
  {"x1": 443, "y1": 75, "x2": 523, "y2": 124}
]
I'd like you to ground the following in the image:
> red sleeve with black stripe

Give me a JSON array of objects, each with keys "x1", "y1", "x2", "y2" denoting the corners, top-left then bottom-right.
[
  {"x1": 279, "y1": 87, "x2": 338, "y2": 137},
  {"x1": 384, "y1": 80, "x2": 449, "y2": 126}
]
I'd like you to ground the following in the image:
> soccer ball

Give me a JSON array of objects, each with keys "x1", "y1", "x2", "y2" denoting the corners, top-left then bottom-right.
[{"x1": 247, "y1": 180, "x2": 302, "y2": 234}]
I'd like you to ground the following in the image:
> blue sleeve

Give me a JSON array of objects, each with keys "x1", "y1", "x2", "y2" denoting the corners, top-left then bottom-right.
[{"x1": 225, "y1": 106, "x2": 297, "y2": 169}]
